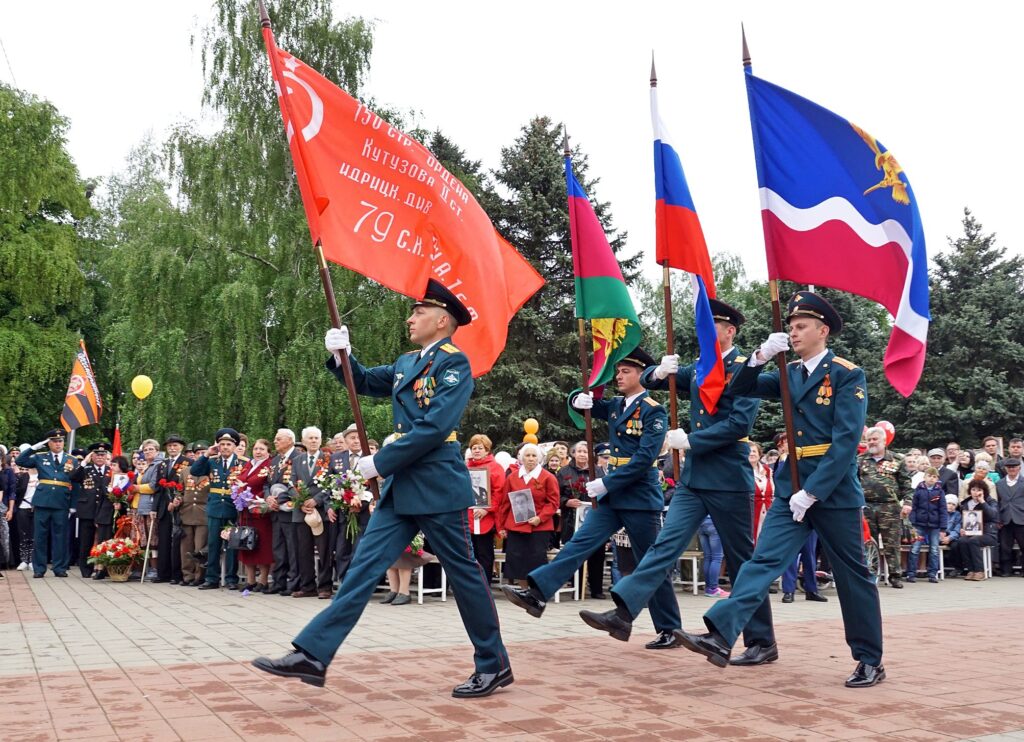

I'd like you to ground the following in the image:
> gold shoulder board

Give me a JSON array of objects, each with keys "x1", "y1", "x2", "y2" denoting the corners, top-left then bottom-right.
[
  {"x1": 733, "y1": 356, "x2": 747, "y2": 364},
  {"x1": 643, "y1": 397, "x2": 661, "y2": 407},
  {"x1": 788, "y1": 359, "x2": 801, "y2": 365},
  {"x1": 440, "y1": 343, "x2": 461, "y2": 354},
  {"x1": 832, "y1": 356, "x2": 858, "y2": 370}
]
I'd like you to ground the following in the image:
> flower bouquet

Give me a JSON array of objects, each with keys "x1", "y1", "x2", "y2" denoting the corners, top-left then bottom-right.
[
  {"x1": 399, "y1": 532, "x2": 432, "y2": 568},
  {"x1": 88, "y1": 537, "x2": 142, "y2": 581},
  {"x1": 230, "y1": 482, "x2": 254, "y2": 512},
  {"x1": 158, "y1": 478, "x2": 184, "y2": 494},
  {"x1": 324, "y1": 469, "x2": 372, "y2": 541}
]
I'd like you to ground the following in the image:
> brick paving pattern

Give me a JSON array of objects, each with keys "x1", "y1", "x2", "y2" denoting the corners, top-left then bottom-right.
[{"x1": 1, "y1": 571, "x2": 1023, "y2": 741}]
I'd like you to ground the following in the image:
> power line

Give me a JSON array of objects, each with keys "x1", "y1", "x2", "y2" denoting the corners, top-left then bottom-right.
[{"x1": 0, "y1": 34, "x2": 17, "y2": 87}]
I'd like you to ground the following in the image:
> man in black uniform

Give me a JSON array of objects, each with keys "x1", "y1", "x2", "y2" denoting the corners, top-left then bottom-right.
[{"x1": 69, "y1": 442, "x2": 112, "y2": 578}]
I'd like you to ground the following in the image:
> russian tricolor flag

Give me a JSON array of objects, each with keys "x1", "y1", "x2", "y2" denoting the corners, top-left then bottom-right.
[{"x1": 652, "y1": 81, "x2": 725, "y2": 414}]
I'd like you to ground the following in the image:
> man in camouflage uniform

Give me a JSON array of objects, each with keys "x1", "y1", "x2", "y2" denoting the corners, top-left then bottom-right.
[{"x1": 858, "y1": 426, "x2": 913, "y2": 588}]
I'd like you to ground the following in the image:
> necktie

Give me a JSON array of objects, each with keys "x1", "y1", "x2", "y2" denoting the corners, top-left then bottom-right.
[
  {"x1": 309, "y1": 455, "x2": 315, "y2": 471},
  {"x1": 801, "y1": 365, "x2": 809, "y2": 381}
]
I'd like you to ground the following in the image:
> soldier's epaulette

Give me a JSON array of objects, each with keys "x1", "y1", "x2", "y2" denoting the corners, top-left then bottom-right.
[
  {"x1": 788, "y1": 359, "x2": 801, "y2": 365},
  {"x1": 439, "y1": 343, "x2": 461, "y2": 354},
  {"x1": 733, "y1": 356, "x2": 747, "y2": 364},
  {"x1": 832, "y1": 356, "x2": 858, "y2": 370},
  {"x1": 643, "y1": 397, "x2": 661, "y2": 407},
  {"x1": 404, "y1": 349, "x2": 419, "y2": 355}
]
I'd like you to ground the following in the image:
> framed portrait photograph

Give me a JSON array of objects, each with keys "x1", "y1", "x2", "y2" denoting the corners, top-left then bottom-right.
[
  {"x1": 468, "y1": 469, "x2": 491, "y2": 508},
  {"x1": 508, "y1": 488, "x2": 537, "y2": 524},
  {"x1": 575, "y1": 501, "x2": 592, "y2": 531},
  {"x1": 961, "y1": 509, "x2": 983, "y2": 537}
]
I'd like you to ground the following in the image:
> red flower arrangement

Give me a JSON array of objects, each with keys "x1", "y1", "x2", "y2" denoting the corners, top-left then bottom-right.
[
  {"x1": 158, "y1": 478, "x2": 184, "y2": 492},
  {"x1": 88, "y1": 537, "x2": 142, "y2": 567}
]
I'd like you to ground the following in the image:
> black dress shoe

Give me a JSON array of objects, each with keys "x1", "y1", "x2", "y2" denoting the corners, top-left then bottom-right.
[
  {"x1": 672, "y1": 628, "x2": 731, "y2": 668},
  {"x1": 729, "y1": 643, "x2": 779, "y2": 666},
  {"x1": 845, "y1": 661, "x2": 886, "y2": 688},
  {"x1": 888, "y1": 575, "x2": 903, "y2": 589},
  {"x1": 197, "y1": 582, "x2": 220, "y2": 590},
  {"x1": 33, "y1": 573, "x2": 44, "y2": 578},
  {"x1": 782, "y1": 592, "x2": 794, "y2": 603},
  {"x1": 451, "y1": 667, "x2": 514, "y2": 698},
  {"x1": 54, "y1": 572, "x2": 68, "y2": 577},
  {"x1": 805, "y1": 591, "x2": 828, "y2": 602},
  {"x1": 644, "y1": 631, "x2": 681, "y2": 650},
  {"x1": 227, "y1": 583, "x2": 240, "y2": 591},
  {"x1": 252, "y1": 650, "x2": 326, "y2": 687},
  {"x1": 170, "y1": 580, "x2": 180, "y2": 585},
  {"x1": 500, "y1": 585, "x2": 546, "y2": 618},
  {"x1": 92, "y1": 573, "x2": 106, "y2": 580},
  {"x1": 590, "y1": 593, "x2": 607, "y2": 600},
  {"x1": 150, "y1": 578, "x2": 167, "y2": 583},
  {"x1": 768, "y1": 585, "x2": 779, "y2": 594},
  {"x1": 579, "y1": 609, "x2": 632, "y2": 642}
]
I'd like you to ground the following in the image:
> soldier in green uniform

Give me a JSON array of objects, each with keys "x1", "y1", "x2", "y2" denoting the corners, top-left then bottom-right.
[
  {"x1": 859, "y1": 426, "x2": 913, "y2": 588},
  {"x1": 190, "y1": 429, "x2": 243, "y2": 589},
  {"x1": 674, "y1": 293, "x2": 886, "y2": 688},
  {"x1": 253, "y1": 280, "x2": 511, "y2": 697},
  {"x1": 16, "y1": 429, "x2": 75, "y2": 578}
]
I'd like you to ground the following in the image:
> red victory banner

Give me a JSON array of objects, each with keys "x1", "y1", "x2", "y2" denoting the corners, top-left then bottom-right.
[
  {"x1": 262, "y1": 22, "x2": 543, "y2": 376},
  {"x1": 61, "y1": 340, "x2": 102, "y2": 432}
]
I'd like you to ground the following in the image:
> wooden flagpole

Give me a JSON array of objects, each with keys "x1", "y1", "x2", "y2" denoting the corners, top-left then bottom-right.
[
  {"x1": 744, "y1": 27, "x2": 801, "y2": 489},
  {"x1": 651, "y1": 56, "x2": 681, "y2": 482},
  {"x1": 259, "y1": 1, "x2": 378, "y2": 499}
]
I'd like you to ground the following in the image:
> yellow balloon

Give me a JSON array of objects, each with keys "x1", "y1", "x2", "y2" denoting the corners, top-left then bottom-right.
[
  {"x1": 131, "y1": 375, "x2": 153, "y2": 400},
  {"x1": 523, "y1": 418, "x2": 539, "y2": 435},
  {"x1": 523, "y1": 433, "x2": 539, "y2": 445}
]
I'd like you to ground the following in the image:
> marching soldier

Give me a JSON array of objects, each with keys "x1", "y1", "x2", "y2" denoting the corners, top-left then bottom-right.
[
  {"x1": 859, "y1": 426, "x2": 913, "y2": 588},
  {"x1": 15, "y1": 429, "x2": 74, "y2": 578},
  {"x1": 178, "y1": 442, "x2": 210, "y2": 586},
  {"x1": 254, "y1": 279, "x2": 512, "y2": 697},
  {"x1": 502, "y1": 348, "x2": 682, "y2": 646},
  {"x1": 674, "y1": 292, "x2": 886, "y2": 688},
  {"x1": 190, "y1": 428, "x2": 243, "y2": 590},
  {"x1": 578, "y1": 300, "x2": 777, "y2": 660},
  {"x1": 69, "y1": 441, "x2": 112, "y2": 578}
]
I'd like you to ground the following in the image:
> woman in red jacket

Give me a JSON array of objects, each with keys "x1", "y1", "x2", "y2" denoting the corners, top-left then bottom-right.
[
  {"x1": 466, "y1": 434, "x2": 506, "y2": 584},
  {"x1": 236, "y1": 439, "x2": 274, "y2": 592},
  {"x1": 496, "y1": 443, "x2": 559, "y2": 587}
]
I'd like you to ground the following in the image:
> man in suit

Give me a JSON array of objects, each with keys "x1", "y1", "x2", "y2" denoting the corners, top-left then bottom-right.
[
  {"x1": 265, "y1": 429, "x2": 303, "y2": 596},
  {"x1": 925, "y1": 448, "x2": 960, "y2": 497},
  {"x1": 191, "y1": 428, "x2": 243, "y2": 590},
  {"x1": 503, "y1": 348, "x2": 682, "y2": 647},
  {"x1": 674, "y1": 292, "x2": 885, "y2": 688},
  {"x1": 154, "y1": 434, "x2": 189, "y2": 583},
  {"x1": 69, "y1": 441, "x2": 112, "y2": 578},
  {"x1": 178, "y1": 442, "x2": 210, "y2": 586},
  {"x1": 328, "y1": 423, "x2": 371, "y2": 585},
  {"x1": 254, "y1": 279, "x2": 512, "y2": 697},
  {"x1": 996, "y1": 458, "x2": 1024, "y2": 576},
  {"x1": 292, "y1": 426, "x2": 332, "y2": 599},
  {"x1": 577, "y1": 301, "x2": 777, "y2": 658},
  {"x1": 16, "y1": 429, "x2": 75, "y2": 577}
]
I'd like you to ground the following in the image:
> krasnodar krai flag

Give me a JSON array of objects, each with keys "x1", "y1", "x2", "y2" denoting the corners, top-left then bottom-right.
[
  {"x1": 651, "y1": 82, "x2": 724, "y2": 414},
  {"x1": 261, "y1": 18, "x2": 543, "y2": 376},
  {"x1": 745, "y1": 70, "x2": 929, "y2": 397},
  {"x1": 61, "y1": 340, "x2": 102, "y2": 432},
  {"x1": 566, "y1": 156, "x2": 641, "y2": 428}
]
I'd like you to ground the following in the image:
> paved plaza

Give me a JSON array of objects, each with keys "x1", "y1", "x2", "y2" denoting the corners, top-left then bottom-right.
[{"x1": 1, "y1": 570, "x2": 1023, "y2": 741}]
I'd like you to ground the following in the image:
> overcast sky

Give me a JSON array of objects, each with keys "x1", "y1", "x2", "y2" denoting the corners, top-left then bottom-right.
[{"x1": 4, "y1": 2, "x2": 1019, "y2": 288}]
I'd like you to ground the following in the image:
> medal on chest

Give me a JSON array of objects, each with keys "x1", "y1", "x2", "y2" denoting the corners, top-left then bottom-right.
[
  {"x1": 413, "y1": 362, "x2": 436, "y2": 408},
  {"x1": 815, "y1": 374, "x2": 833, "y2": 406},
  {"x1": 625, "y1": 408, "x2": 643, "y2": 436}
]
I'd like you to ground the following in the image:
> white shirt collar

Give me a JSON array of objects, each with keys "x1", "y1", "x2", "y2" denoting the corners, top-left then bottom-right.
[
  {"x1": 282, "y1": 447, "x2": 295, "y2": 460},
  {"x1": 520, "y1": 465, "x2": 542, "y2": 484},
  {"x1": 1007, "y1": 476, "x2": 1019, "y2": 486},
  {"x1": 801, "y1": 348, "x2": 830, "y2": 376},
  {"x1": 420, "y1": 338, "x2": 445, "y2": 358},
  {"x1": 623, "y1": 391, "x2": 644, "y2": 409}
]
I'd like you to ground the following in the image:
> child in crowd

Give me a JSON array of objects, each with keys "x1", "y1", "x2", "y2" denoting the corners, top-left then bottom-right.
[{"x1": 908, "y1": 467, "x2": 948, "y2": 583}]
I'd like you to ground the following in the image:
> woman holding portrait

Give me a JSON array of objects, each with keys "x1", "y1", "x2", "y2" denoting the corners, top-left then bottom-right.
[{"x1": 495, "y1": 443, "x2": 559, "y2": 586}]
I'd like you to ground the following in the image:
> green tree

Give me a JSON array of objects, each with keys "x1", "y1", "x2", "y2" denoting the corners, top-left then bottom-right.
[
  {"x1": 467, "y1": 116, "x2": 640, "y2": 445},
  {"x1": 0, "y1": 84, "x2": 94, "y2": 443},
  {"x1": 894, "y1": 210, "x2": 1024, "y2": 447}
]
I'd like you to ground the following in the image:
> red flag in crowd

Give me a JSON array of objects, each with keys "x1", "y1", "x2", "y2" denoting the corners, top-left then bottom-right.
[{"x1": 261, "y1": 18, "x2": 543, "y2": 376}]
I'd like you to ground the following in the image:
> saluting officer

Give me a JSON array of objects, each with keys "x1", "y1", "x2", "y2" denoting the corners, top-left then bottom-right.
[
  {"x1": 253, "y1": 279, "x2": 512, "y2": 697},
  {"x1": 190, "y1": 428, "x2": 243, "y2": 590},
  {"x1": 578, "y1": 300, "x2": 777, "y2": 660},
  {"x1": 502, "y1": 348, "x2": 682, "y2": 647},
  {"x1": 16, "y1": 429, "x2": 75, "y2": 578},
  {"x1": 675, "y1": 292, "x2": 886, "y2": 688},
  {"x1": 69, "y1": 441, "x2": 112, "y2": 578}
]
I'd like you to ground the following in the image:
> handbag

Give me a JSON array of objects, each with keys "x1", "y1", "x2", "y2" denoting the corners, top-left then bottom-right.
[{"x1": 227, "y1": 526, "x2": 258, "y2": 551}]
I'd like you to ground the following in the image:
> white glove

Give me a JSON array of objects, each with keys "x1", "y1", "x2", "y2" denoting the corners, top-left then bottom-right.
[
  {"x1": 356, "y1": 454, "x2": 378, "y2": 481},
  {"x1": 572, "y1": 392, "x2": 594, "y2": 410},
  {"x1": 666, "y1": 428, "x2": 690, "y2": 450},
  {"x1": 32, "y1": 439, "x2": 49, "y2": 451},
  {"x1": 325, "y1": 326, "x2": 351, "y2": 365},
  {"x1": 755, "y1": 332, "x2": 790, "y2": 365},
  {"x1": 789, "y1": 489, "x2": 817, "y2": 522},
  {"x1": 585, "y1": 478, "x2": 608, "y2": 499},
  {"x1": 653, "y1": 354, "x2": 680, "y2": 381}
]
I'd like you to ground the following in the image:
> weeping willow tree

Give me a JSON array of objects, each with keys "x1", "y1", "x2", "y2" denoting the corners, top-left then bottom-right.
[
  {"x1": 0, "y1": 83, "x2": 95, "y2": 443},
  {"x1": 99, "y1": 0, "x2": 407, "y2": 445}
]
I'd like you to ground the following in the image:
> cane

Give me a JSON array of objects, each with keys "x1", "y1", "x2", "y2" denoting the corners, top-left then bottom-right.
[{"x1": 140, "y1": 514, "x2": 156, "y2": 584}]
